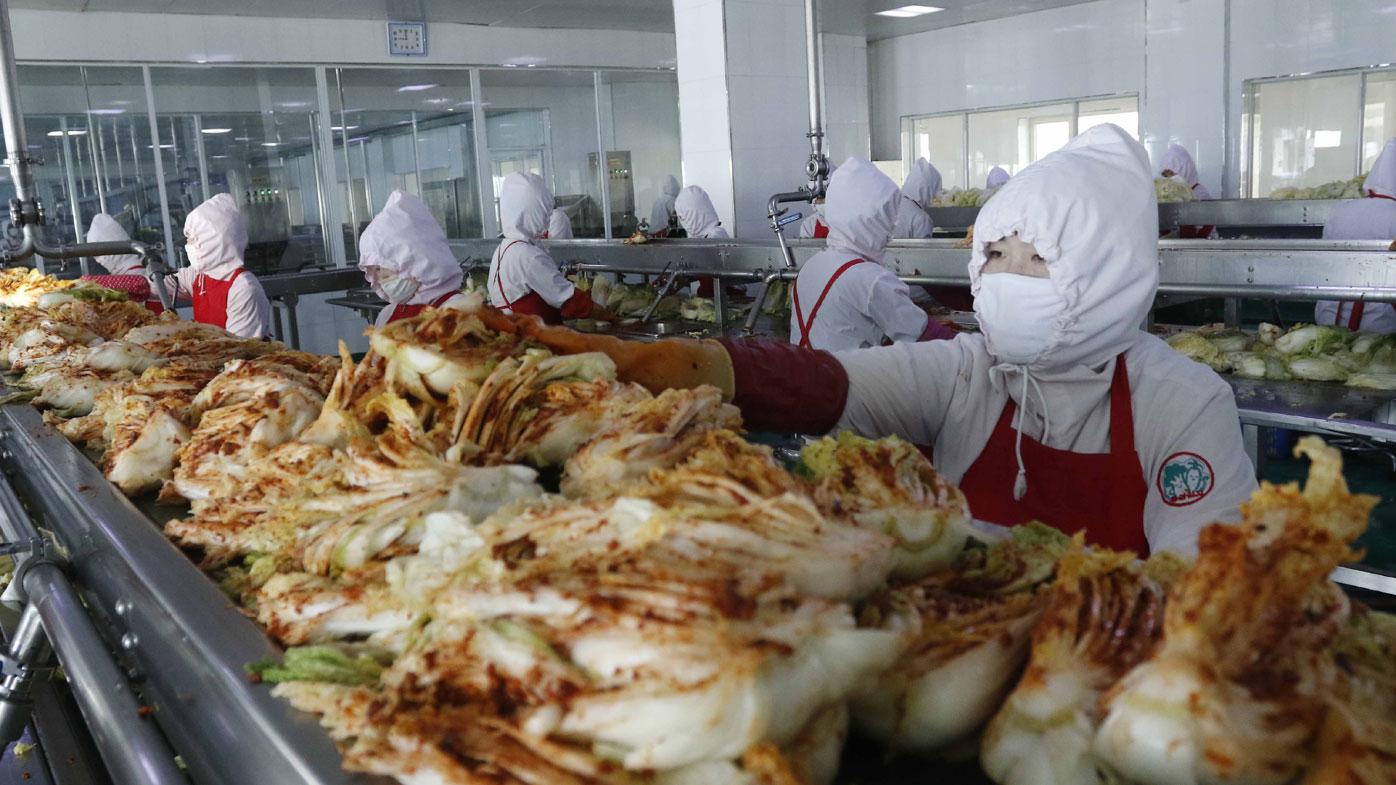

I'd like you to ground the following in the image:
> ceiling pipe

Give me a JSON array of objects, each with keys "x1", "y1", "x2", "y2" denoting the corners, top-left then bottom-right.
[{"x1": 0, "y1": 0, "x2": 172, "y2": 308}]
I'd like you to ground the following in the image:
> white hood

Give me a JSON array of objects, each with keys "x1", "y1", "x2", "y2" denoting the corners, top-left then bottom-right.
[
  {"x1": 824, "y1": 156, "x2": 900, "y2": 264},
  {"x1": 986, "y1": 166, "x2": 1011, "y2": 189},
  {"x1": 1365, "y1": 137, "x2": 1396, "y2": 199},
  {"x1": 547, "y1": 208, "x2": 574, "y2": 239},
  {"x1": 901, "y1": 158, "x2": 942, "y2": 208},
  {"x1": 675, "y1": 186, "x2": 722, "y2": 237},
  {"x1": 649, "y1": 174, "x2": 681, "y2": 231},
  {"x1": 358, "y1": 189, "x2": 462, "y2": 304},
  {"x1": 1159, "y1": 143, "x2": 1200, "y2": 188},
  {"x1": 85, "y1": 213, "x2": 143, "y2": 275},
  {"x1": 501, "y1": 172, "x2": 554, "y2": 242},
  {"x1": 183, "y1": 193, "x2": 247, "y2": 276}
]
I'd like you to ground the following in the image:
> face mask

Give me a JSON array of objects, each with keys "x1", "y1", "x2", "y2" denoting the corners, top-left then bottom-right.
[
  {"x1": 977, "y1": 273, "x2": 1065, "y2": 365},
  {"x1": 376, "y1": 269, "x2": 420, "y2": 304}
]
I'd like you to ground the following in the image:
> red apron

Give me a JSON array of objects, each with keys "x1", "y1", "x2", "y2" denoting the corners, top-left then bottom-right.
[
  {"x1": 494, "y1": 240, "x2": 589, "y2": 325},
  {"x1": 385, "y1": 291, "x2": 459, "y2": 324},
  {"x1": 190, "y1": 268, "x2": 245, "y2": 330},
  {"x1": 812, "y1": 221, "x2": 830, "y2": 239},
  {"x1": 958, "y1": 354, "x2": 1150, "y2": 554},
  {"x1": 81, "y1": 274, "x2": 163, "y2": 314},
  {"x1": 792, "y1": 259, "x2": 866, "y2": 349}
]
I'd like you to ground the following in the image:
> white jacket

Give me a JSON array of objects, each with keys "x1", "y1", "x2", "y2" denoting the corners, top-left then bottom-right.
[
  {"x1": 835, "y1": 125, "x2": 1255, "y2": 556},
  {"x1": 1160, "y1": 143, "x2": 1213, "y2": 200},
  {"x1": 649, "y1": 175, "x2": 681, "y2": 235},
  {"x1": 359, "y1": 189, "x2": 464, "y2": 327},
  {"x1": 798, "y1": 206, "x2": 825, "y2": 239},
  {"x1": 86, "y1": 213, "x2": 143, "y2": 275},
  {"x1": 547, "y1": 208, "x2": 574, "y2": 239},
  {"x1": 166, "y1": 193, "x2": 272, "y2": 340},
  {"x1": 790, "y1": 157, "x2": 929, "y2": 351},
  {"x1": 489, "y1": 172, "x2": 576, "y2": 311},
  {"x1": 986, "y1": 166, "x2": 1011, "y2": 189},
  {"x1": 1315, "y1": 137, "x2": 1396, "y2": 333},
  {"x1": 893, "y1": 158, "x2": 939, "y2": 239},
  {"x1": 674, "y1": 186, "x2": 729, "y2": 239}
]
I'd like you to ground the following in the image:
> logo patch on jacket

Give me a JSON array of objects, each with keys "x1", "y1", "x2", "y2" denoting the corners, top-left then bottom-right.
[{"x1": 1157, "y1": 452, "x2": 1213, "y2": 507}]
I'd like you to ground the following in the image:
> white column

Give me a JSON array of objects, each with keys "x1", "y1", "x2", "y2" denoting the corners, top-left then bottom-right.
[
  {"x1": 1141, "y1": 0, "x2": 1226, "y2": 196},
  {"x1": 674, "y1": 0, "x2": 812, "y2": 238}
]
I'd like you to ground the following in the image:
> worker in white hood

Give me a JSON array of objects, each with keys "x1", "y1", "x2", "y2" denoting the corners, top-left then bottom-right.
[
  {"x1": 648, "y1": 175, "x2": 681, "y2": 237},
  {"x1": 790, "y1": 157, "x2": 954, "y2": 351},
  {"x1": 358, "y1": 189, "x2": 465, "y2": 327},
  {"x1": 1315, "y1": 137, "x2": 1396, "y2": 333},
  {"x1": 518, "y1": 125, "x2": 1255, "y2": 557},
  {"x1": 893, "y1": 157, "x2": 939, "y2": 239},
  {"x1": 545, "y1": 207, "x2": 574, "y2": 239},
  {"x1": 676, "y1": 185, "x2": 733, "y2": 297},
  {"x1": 490, "y1": 172, "x2": 607, "y2": 324},
  {"x1": 1159, "y1": 143, "x2": 1212, "y2": 200},
  {"x1": 85, "y1": 213, "x2": 143, "y2": 276},
  {"x1": 986, "y1": 166, "x2": 1011, "y2": 189},
  {"x1": 162, "y1": 193, "x2": 272, "y2": 339}
]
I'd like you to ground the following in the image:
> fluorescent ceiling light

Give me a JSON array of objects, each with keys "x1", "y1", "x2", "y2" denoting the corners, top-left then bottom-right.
[
  {"x1": 201, "y1": 127, "x2": 232, "y2": 134},
  {"x1": 261, "y1": 142, "x2": 279, "y2": 147},
  {"x1": 424, "y1": 98, "x2": 450, "y2": 104},
  {"x1": 876, "y1": 5, "x2": 944, "y2": 17},
  {"x1": 85, "y1": 108, "x2": 124, "y2": 115},
  {"x1": 330, "y1": 125, "x2": 359, "y2": 131},
  {"x1": 46, "y1": 130, "x2": 87, "y2": 137},
  {"x1": 277, "y1": 101, "x2": 309, "y2": 108},
  {"x1": 1314, "y1": 130, "x2": 1342, "y2": 148},
  {"x1": 396, "y1": 84, "x2": 438, "y2": 92},
  {"x1": 234, "y1": 136, "x2": 252, "y2": 141}
]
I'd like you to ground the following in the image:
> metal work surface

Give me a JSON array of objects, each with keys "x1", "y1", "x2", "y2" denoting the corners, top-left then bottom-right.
[
  {"x1": 1158, "y1": 198, "x2": 1338, "y2": 230},
  {"x1": 1227, "y1": 376, "x2": 1396, "y2": 441},
  {"x1": 258, "y1": 267, "x2": 365, "y2": 298},
  {"x1": 0, "y1": 403, "x2": 380, "y2": 785}
]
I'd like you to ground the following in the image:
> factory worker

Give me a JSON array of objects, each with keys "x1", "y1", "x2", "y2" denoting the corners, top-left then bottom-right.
[
  {"x1": 798, "y1": 162, "x2": 839, "y2": 239},
  {"x1": 648, "y1": 175, "x2": 682, "y2": 238},
  {"x1": 1315, "y1": 138, "x2": 1396, "y2": 333},
  {"x1": 509, "y1": 125, "x2": 1256, "y2": 556},
  {"x1": 986, "y1": 166, "x2": 1011, "y2": 189},
  {"x1": 358, "y1": 190, "x2": 465, "y2": 327},
  {"x1": 489, "y1": 172, "x2": 608, "y2": 325},
  {"x1": 162, "y1": 194, "x2": 272, "y2": 339},
  {"x1": 85, "y1": 214, "x2": 141, "y2": 275},
  {"x1": 893, "y1": 157, "x2": 939, "y2": 239},
  {"x1": 545, "y1": 207, "x2": 574, "y2": 239},
  {"x1": 674, "y1": 185, "x2": 734, "y2": 298},
  {"x1": 1159, "y1": 144, "x2": 1212, "y2": 200},
  {"x1": 792, "y1": 156, "x2": 953, "y2": 350}
]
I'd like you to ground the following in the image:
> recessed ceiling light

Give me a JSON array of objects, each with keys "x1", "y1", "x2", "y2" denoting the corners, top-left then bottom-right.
[
  {"x1": 201, "y1": 127, "x2": 232, "y2": 134},
  {"x1": 46, "y1": 130, "x2": 87, "y2": 137},
  {"x1": 396, "y1": 84, "x2": 438, "y2": 92},
  {"x1": 876, "y1": 5, "x2": 944, "y2": 17},
  {"x1": 261, "y1": 142, "x2": 279, "y2": 147},
  {"x1": 85, "y1": 108, "x2": 124, "y2": 115}
]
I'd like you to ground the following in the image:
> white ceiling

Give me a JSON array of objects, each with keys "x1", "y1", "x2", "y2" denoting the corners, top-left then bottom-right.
[{"x1": 13, "y1": 0, "x2": 1102, "y2": 40}]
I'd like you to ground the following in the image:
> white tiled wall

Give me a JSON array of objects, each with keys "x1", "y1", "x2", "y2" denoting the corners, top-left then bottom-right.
[
  {"x1": 868, "y1": 0, "x2": 1145, "y2": 161},
  {"x1": 821, "y1": 33, "x2": 871, "y2": 164},
  {"x1": 675, "y1": 0, "x2": 737, "y2": 231},
  {"x1": 1142, "y1": 0, "x2": 1226, "y2": 197}
]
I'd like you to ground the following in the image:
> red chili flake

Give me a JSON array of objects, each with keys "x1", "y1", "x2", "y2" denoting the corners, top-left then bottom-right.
[{"x1": 138, "y1": 706, "x2": 154, "y2": 717}]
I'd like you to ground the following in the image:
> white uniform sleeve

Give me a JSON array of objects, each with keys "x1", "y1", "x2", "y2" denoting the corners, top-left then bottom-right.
[
  {"x1": 865, "y1": 269, "x2": 929, "y2": 343},
  {"x1": 223, "y1": 275, "x2": 274, "y2": 340},
  {"x1": 163, "y1": 267, "x2": 198, "y2": 305},
  {"x1": 1141, "y1": 381, "x2": 1258, "y2": 556},
  {"x1": 834, "y1": 337, "x2": 966, "y2": 446},
  {"x1": 521, "y1": 249, "x2": 577, "y2": 308}
]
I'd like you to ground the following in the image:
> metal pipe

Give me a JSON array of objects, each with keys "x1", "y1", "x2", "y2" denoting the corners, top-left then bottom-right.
[
  {"x1": 25, "y1": 564, "x2": 186, "y2": 785},
  {"x1": 0, "y1": 603, "x2": 50, "y2": 747},
  {"x1": 803, "y1": 0, "x2": 824, "y2": 182},
  {"x1": 744, "y1": 268, "x2": 798, "y2": 333},
  {"x1": 0, "y1": 0, "x2": 33, "y2": 206}
]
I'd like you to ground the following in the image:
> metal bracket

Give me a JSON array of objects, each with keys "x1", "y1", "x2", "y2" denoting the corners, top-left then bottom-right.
[{"x1": 5, "y1": 536, "x2": 57, "y2": 603}]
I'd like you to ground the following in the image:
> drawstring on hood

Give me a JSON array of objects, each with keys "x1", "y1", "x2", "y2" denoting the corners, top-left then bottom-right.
[
  {"x1": 358, "y1": 189, "x2": 463, "y2": 304},
  {"x1": 970, "y1": 124, "x2": 1159, "y2": 500},
  {"x1": 501, "y1": 172, "x2": 554, "y2": 243},
  {"x1": 901, "y1": 158, "x2": 941, "y2": 209},
  {"x1": 184, "y1": 193, "x2": 248, "y2": 278},
  {"x1": 1365, "y1": 138, "x2": 1396, "y2": 199},
  {"x1": 825, "y1": 156, "x2": 900, "y2": 264},
  {"x1": 675, "y1": 185, "x2": 723, "y2": 237}
]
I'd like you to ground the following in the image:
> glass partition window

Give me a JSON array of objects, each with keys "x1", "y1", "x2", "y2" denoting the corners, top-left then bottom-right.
[
  {"x1": 900, "y1": 94, "x2": 1138, "y2": 190},
  {"x1": 1362, "y1": 72, "x2": 1396, "y2": 173},
  {"x1": 1245, "y1": 74, "x2": 1362, "y2": 197},
  {"x1": 148, "y1": 66, "x2": 327, "y2": 274},
  {"x1": 599, "y1": 71, "x2": 681, "y2": 238},
  {"x1": 334, "y1": 68, "x2": 482, "y2": 251}
]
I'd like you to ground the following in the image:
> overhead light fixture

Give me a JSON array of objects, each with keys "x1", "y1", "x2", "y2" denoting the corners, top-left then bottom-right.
[
  {"x1": 423, "y1": 98, "x2": 450, "y2": 104},
  {"x1": 876, "y1": 4, "x2": 944, "y2": 17},
  {"x1": 201, "y1": 127, "x2": 232, "y2": 134},
  {"x1": 396, "y1": 84, "x2": 438, "y2": 92},
  {"x1": 210, "y1": 155, "x2": 228, "y2": 159},
  {"x1": 85, "y1": 108, "x2": 124, "y2": 115},
  {"x1": 234, "y1": 136, "x2": 252, "y2": 141},
  {"x1": 45, "y1": 130, "x2": 87, "y2": 137},
  {"x1": 277, "y1": 101, "x2": 309, "y2": 108},
  {"x1": 261, "y1": 142, "x2": 279, "y2": 147},
  {"x1": 330, "y1": 125, "x2": 359, "y2": 131}
]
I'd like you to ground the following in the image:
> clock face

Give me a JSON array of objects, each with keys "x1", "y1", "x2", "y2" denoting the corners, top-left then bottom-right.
[{"x1": 387, "y1": 23, "x2": 427, "y2": 56}]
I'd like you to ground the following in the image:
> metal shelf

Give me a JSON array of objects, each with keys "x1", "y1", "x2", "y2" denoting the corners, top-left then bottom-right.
[{"x1": 928, "y1": 198, "x2": 1344, "y2": 233}]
